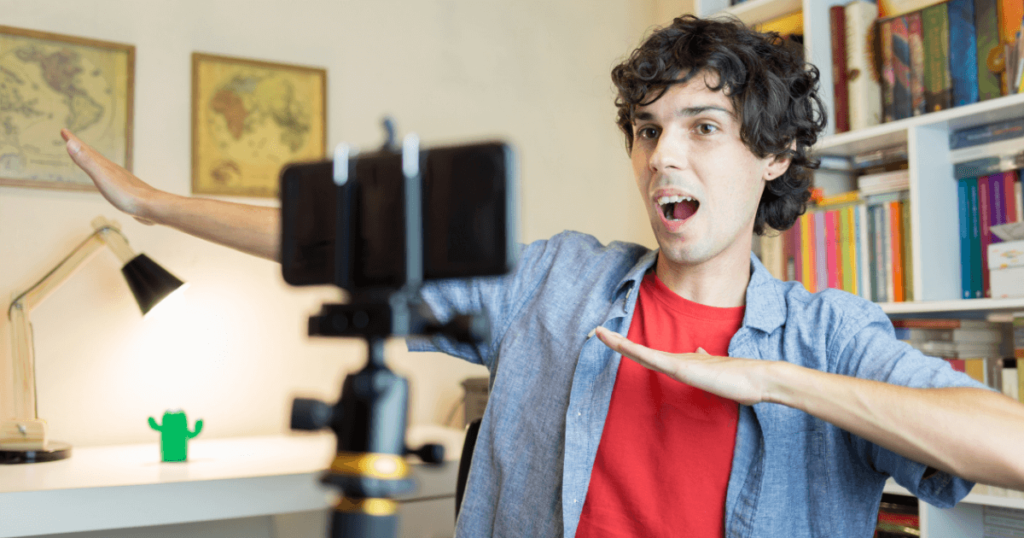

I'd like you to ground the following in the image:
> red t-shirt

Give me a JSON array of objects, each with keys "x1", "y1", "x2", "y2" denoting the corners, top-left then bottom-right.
[{"x1": 576, "y1": 272, "x2": 745, "y2": 538}]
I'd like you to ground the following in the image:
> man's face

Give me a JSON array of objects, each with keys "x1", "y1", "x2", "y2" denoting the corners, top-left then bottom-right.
[{"x1": 630, "y1": 72, "x2": 788, "y2": 271}]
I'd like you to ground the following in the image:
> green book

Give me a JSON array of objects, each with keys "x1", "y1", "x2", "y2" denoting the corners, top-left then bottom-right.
[
  {"x1": 922, "y1": 3, "x2": 952, "y2": 112},
  {"x1": 975, "y1": 0, "x2": 1002, "y2": 101}
]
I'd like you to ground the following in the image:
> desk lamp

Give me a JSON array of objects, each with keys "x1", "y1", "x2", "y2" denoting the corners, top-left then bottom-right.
[{"x1": 1, "y1": 216, "x2": 185, "y2": 464}]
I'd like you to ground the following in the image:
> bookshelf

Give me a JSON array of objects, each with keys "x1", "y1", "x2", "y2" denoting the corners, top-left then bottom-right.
[{"x1": 695, "y1": 0, "x2": 1024, "y2": 536}]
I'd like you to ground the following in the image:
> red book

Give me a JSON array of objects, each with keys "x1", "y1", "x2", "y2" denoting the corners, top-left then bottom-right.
[
  {"x1": 890, "y1": 201, "x2": 905, "y2": 302},
  {"x1": 945, "y1": 358, "x2": 967, "y2": 372},
  {"x1": 1005, "y1": 171, "x2": 1018, "y2": 223},
  {"x1": 978, "y1": 175, "x2": 993, "y2": 297},
  {"x1": 830, "y1": 5, "x2": 850, "y2": 132}
]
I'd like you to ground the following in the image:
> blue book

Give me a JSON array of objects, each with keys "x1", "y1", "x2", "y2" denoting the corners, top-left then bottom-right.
[
  {"x1": 958, "y1": 179, "x2": 972, "y2": 299},
  {"x1": 949, "y1": 117, "x2": 1024, "y2": 149},
  {"x1": 949, "y1": 0, "x2": 980, "y2": 106},
  {"x1": 892, "y1": 16, "x2": 913, "y2": 120},
  {"x1": 968, "y1": 178, "x2": 983, "y2": 298}
]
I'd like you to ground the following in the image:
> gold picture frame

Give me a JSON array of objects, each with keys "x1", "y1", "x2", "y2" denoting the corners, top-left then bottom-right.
[
  {"x1": 191, "y1": 52, "x2": 326, "y2": 198},
  {"x1": 0, "y1": 25, "x2": 134, "y2": 191}
]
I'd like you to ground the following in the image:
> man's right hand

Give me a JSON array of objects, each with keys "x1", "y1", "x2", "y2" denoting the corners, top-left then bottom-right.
[
  {"x1": 61, "y1": 129, "x2": 281, "y2": 261},
  {"x1": 62, "y1": 128, "x2": 164, "y2": 225}
]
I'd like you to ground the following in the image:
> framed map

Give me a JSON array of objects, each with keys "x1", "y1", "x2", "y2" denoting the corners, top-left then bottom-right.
[
  {"x1": 0, "y1": 26, "x2": 134, "y2": 191},
  {"x1": 192, "y1": 52, "x2": 326, "y2": 198}
]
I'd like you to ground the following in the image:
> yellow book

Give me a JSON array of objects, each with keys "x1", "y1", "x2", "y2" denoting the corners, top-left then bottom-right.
[
  {"x1": 845, "y1": 206, "x2": 858, "y2": 295},
  {"x1": 817, "y1": 191, "x2": 861, "y2": 208},
  {"x1": 965, "y1": 359, "x2": 986, "y2": 384},
  {"x1": 755, "y1": 11, "x2": 803, "y2": 35},
  {"x1": 800, "y1": 213, "x2": 814, "y2": 291}
]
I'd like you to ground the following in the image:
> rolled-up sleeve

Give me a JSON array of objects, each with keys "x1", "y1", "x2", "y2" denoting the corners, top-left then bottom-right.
[{"x1": 833, "y1": 306, "x2": 991, "y2": 508}]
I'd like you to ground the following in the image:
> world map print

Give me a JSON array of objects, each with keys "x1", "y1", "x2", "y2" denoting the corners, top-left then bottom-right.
[
  {"x1": 193, "y1": 54, "x2": 325, "y2": 197},
  {"x1": 0, "y1": 29, "x2": 131, "y2": 189}
]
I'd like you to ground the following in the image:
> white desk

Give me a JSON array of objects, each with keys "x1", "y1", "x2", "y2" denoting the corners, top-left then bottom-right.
[{"x1": 0, "y1": 427, "x2": 465, "y2": 538}]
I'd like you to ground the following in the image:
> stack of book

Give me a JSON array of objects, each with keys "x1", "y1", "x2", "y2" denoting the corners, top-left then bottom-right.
[
  {"x1": 950, "y1": 118, "x2": 1024, "y2": 298},
  {"x1": 875, "y1": 494, "x2": 920, "y2": 537},
  {"x1": 829, "y1": 0, "x2": 1024, "y2": 132},
  {"x1": 893, "y1": 318, "x2": 1020, "y2": 397},
  {"x1": 757, "y1": 147, "x2": 911, "y2": 303},
  {"x1": 983, "y1": 505, "x2": 1024, "y2": 538}
]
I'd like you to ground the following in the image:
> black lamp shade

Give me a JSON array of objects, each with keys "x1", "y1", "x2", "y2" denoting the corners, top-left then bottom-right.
[{"x1": 121, "y1": 254, "x2": 186, "y2": 315}]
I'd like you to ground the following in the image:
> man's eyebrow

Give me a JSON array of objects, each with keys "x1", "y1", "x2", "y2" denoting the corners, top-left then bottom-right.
[{"x1": 632, "y1": 105, "x2": 736, "y2": 122}]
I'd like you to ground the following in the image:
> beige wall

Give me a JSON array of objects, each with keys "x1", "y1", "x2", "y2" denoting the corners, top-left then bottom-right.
[{"x1": 0, "y1": 1, "x2": 710, "y2": 448}]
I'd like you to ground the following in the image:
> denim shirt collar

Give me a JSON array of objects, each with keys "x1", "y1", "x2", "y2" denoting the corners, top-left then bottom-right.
[{"x1": 613, "y1": 250, "x2": 787, "y2": 335}]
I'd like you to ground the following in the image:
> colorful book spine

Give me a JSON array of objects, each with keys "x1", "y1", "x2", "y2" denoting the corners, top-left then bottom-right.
[
  {"x1": 958, "y1": 179, "x2": 973, "y2": 298},
  {"x1": 844, "y1": 205, "x2": 858, "y2": 294},
  {"x1": 874, "y1": 204, "x2": 889, "y2": 301},
  {"x1": 901, "y1": 199, "x2": 914, "y2": 301},
  {"x1": 991, "y1": 172, "x2": 1006, "y2": 242},
  {"x1": 1000, "y1": 0, "x2": 1024, "y2": 44},
  {"x1": 979, "y1": 175, "x2": 993, "y2": 296},
  {"x1": 857, "y1": 204, "x2": 872, "y2": 300},
  {"x1": 907, "y1": 11, "x2": 926, "y2": 116},
  {"x1": 815, "y1": 210, "x2": 828, "y2": 292},
  {"x1": 969, "y1": 178, "x2": 984, "y2": 297},
  {"x1": 846, "y1": 1, "x2": 883, "y2": 130},
  {"x1": 826, "y1": 210, "x2": 839, "y2": 289},
  {"x1": 801, "y1": 213, "x2": 815, "y2": 291},
  {"x1": 949, "y1": 0, "x2": 981, "y2": 106},
  {"x1": 883, "y1": 202, "x2": 896, "y2": 301},
  {"x1": 831, "y1": 5, "x2": 850, "y2": 133},
  {"x1": 880, "y1": 19, "x2": 896, "y2": 122},
  {"x1": 891, "y1": 200, "x2": 905, "y2": 302},
  {"x1": 789, "y1": 224, "x2": 800, "y2": 281},
  {"x1": 975, "y1": 0, "x2": 1002, "y2": 101},
  {"x1": 892, "y1": 15, "x2": 913, "y2": 120},
  {"x1": 1016, "y1": 175, "x2": 1024, "y2": 222},
  {"x1": 1005, "y1": 171, "x2": 1019, "y2": 222},
  {"x1": 923, "y1": 3, "x2": 953, "y2": 112}
]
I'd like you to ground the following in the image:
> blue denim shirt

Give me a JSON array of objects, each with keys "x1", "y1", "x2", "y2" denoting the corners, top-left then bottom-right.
[{"x1": 409, "y1": 231, "x2": 983, "y2": 538}]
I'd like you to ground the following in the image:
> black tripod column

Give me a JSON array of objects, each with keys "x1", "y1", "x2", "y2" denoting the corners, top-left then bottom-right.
[{"x1": 324, "y1": 337, "x2": 415, "y2": 538}]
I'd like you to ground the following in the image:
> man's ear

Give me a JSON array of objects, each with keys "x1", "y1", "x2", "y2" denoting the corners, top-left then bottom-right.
[{"x1": 764, "y1": 141, "x2": 797, "y2": 181}]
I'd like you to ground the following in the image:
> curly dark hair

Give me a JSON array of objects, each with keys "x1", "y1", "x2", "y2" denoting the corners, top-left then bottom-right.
[{"x1": 612, "y1": 14, "x2": 827, "y2": 235}]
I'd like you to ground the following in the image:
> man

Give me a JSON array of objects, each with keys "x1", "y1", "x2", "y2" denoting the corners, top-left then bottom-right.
[{"x1": 64, "y1": 15, "x2": 1024, "y2": 538}]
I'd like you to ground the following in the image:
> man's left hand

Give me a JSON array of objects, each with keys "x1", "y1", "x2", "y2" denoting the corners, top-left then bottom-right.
[{"x1": 594, "y1": 326, "x2": 774, "y2": 406}]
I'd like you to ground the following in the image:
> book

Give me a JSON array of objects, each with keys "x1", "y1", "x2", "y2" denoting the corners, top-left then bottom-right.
[
  {"x1": 858, "y1": 169, "x2": 911, "y2": 194},
  {"x1": 953, "y1": 151, "x2": 1024, "y2": 178},
  {"x1": 1005, "y1": 170, "x2": 1019, "y2": 222},
  {"x1": 873, "y1": 204, "x2": 890, "y2": 301},
  {"x1": 1017, "y1": 175, "x2": 1024, "y2": 222},
  {"x1": 891, "y1": 200, "x2": 905, "y2": 302},
  {"x1": 756, "y1": 11, "x2": 803, "y2": 35},
  {"x1": 901, "y1": 198, "x2": 914, "y2": 301},
  {"x1": 879, "y1": 0, "x2": 950, "y2": 17},
  {"x1": 830, "y1": 5, "x2": 850, "y2": 133},
  {"x1": 969, "y1": 178, "x2": 985, "y2": 297},
  {"x1": 991, "y1": 172, "x2": 1007, "y2": 243},
  {"x1": 892, "y1": 15, "x2": 914, "y2": 120},
  {"x1": 908, "y1": 11, "x2": 927, "y2": 115},
  {"x1": 817, "y1": 190, "x2": 861, "y2": 206},
  {"x1": 979, "y1": 175, "x2": 994, "y2": 296},
  {"x1": 852, "y1": 146, "x2": 908, "y2": 168},
  {"x1": 892, "y1": 318, "x2": 1003, "y2": 328},
  {"x1": 845, "y1": 205, "x2": 858, "y2": 295},
  {"x1": 846, "y1": 1, "x2": 883, "y2": 130},
  {"x1": 1002, "y1": 359, "x2": 1019, "y2": 400},
  {"x1": 923, "y1": 3, "x2": 954, "y2": 112},
  {"x1": 857, "y1": 204, "x2": 872, "y2": 300},
  {"x1": 884, "y1": 202, "x2": 896, "y2": 301},
  {"x1": 950, "y1": 136, "x2": 1024, "y2": 162},
  {"x1": 948, "y1": 116, "x2": 1024, "y2": 149},
  {"x1": 801, "y1": 213, "x2": 815, "y2": 291},
  {"x1": 958, "y1": 178, "x2": 974, "y2": 298},
  {"x1": 950, "y1": 0, "x2": 981, "y2": 106},
  {"x1": 894, "y1": 327, "x2": 1005, "y2": 343},
  {"x1": 815, "y1": 210, "x2": 828, "y2": 292},
  {"x1": 826, "y1": 210, "x2": 840, "y2": 289},
  {"x1": 975, "y1": 0, "x2": 1003, "y2": 101},
  {"x1": 880, "y1": 18, "x2": 897, "y2": 122}
]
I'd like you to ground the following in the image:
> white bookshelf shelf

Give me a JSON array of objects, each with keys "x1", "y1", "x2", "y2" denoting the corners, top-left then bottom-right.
[{"x1": 880, "y1": 297, "x2": 1024, "y2": 317}]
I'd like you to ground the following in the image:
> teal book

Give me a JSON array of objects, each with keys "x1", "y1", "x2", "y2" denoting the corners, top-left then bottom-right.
[
  {"x1": 968, "y1": 177, "x2": 984, "y2": 298},
  {"x1": 958, "y1": 179, "x2": 972, "y2": 298},
  {"x1": 922, "y1": 3, "x2": 952, "y2": 112},
  {"x1": 949, "y1": 0, "x2": 980, "y2": 106},
  {"x1": 974, "y1": 0, "x2": 1001, "y2": 101}
]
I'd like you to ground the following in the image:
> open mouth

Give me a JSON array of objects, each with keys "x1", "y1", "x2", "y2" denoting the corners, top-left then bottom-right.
[{"x1": 657, "y1": 195, "x2": 699, "y2": 222}]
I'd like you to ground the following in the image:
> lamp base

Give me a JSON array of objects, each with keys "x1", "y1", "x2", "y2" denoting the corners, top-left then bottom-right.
[{"x1": 0, "y1": 441, "x2": 72, "y2": 464}]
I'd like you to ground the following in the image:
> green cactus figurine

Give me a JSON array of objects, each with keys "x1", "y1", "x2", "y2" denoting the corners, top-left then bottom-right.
[{"x1": 148, "y1": 409, "x2": 203, "y2": 462}]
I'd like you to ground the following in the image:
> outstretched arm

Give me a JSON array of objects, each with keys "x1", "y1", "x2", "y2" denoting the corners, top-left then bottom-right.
[
  {"x1": 595, "y1": 326, "x2": 1024, "y2": 490},
  {"x1": 62, "y1": 129, "x2": 280, "y2": 261}
]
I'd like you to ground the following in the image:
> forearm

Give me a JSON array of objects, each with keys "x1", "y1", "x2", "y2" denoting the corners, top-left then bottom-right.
[
  {"x1": 144, "y1": 191, "x2": 280, "y2": 261},
  {"x1": 769, "y1": 362, "x2": 1024, "y2": 489}
]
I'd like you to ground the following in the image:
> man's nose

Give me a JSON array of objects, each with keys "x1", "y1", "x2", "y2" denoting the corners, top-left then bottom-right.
[{"x1": 649, "y1": 133, "x2": 688, "y2": 173}]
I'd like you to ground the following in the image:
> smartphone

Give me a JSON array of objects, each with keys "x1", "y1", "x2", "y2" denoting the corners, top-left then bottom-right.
[{"x1": 280, "y1": 141, "x2": 517, "y2": 290}]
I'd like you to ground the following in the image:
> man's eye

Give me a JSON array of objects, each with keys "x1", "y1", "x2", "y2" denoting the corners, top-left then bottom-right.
[
  {"x1": 696, "y1": 123, "x2": 718, "y2": 135},
  {"x1": 637, "y1": 127, "x2": 659, "y2": 140}
]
